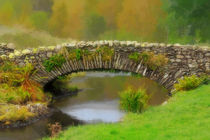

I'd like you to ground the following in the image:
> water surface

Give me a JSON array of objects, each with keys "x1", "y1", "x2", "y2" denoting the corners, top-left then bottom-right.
[{"x1": 0, "y1": 72, "x2": 168, "y2": 140}]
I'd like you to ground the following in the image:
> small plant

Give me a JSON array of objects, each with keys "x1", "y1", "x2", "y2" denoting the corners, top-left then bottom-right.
[
  {"x1": 43, "y1": 54, "x2": 66, "y2": 72},
  {"x1": 131, "y1": 73, "x2": 142, "y2": 78},
  {"x1": 128, "y1": 52, "x2": 140, "y2": 62},
  {"x1": 68, "y1": 49, "x2": 82, "y2": 60},
  {"x1": 119, "y1": 87, "x2": 150, "y2": 113},
  {"x1": 48, "y1": 122, "x2": 62, "y2": 137},
  {"x1": 128, "y1": 51, "x2": 168, "y2": 71},
  {"x1": 96, "y1": 46, "x2": 114, "y2": 61},
  {"x1": 174, "y1": 75, "x2": 204, "y2": 91}
]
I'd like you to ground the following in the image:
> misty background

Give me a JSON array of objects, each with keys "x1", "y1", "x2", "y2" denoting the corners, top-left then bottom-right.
[{"x1": 0, "y1": 0, "x2": 209, "y2": 49}]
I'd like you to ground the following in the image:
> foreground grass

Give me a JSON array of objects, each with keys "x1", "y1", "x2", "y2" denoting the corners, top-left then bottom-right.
[{"x1": 44, "y1": 85, "x2": 210, "y2": 140}]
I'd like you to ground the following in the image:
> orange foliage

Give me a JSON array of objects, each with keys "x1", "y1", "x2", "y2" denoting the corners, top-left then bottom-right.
[
  {"x1": 96, "y1": 0, "x2": 123, "y2": 29},
  {"x1": 49, "y1": 0, "x2": 86, "y2": 38},
  {"x1": 117, "y1": 0, "x2": 164, "y2": 40}
]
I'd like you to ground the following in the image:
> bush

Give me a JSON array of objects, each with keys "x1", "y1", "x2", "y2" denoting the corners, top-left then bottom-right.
[
  {"x1": 0, "y1": 61, "x2": 48, "y2": 103},
  {"x1": 68, "y1": 49, "x2": 82, "y2": 60},
  {"x1": 140, "y1": 52, "x2": 168, "y2": 71},
  {"x1": 119, "y1": 88, "x2": 150, "y2": 113},
  {"x1": 128, "y1": 51, "x2": 168, "y2": 71},
  {"x1": 174, "y1": 75, "x2": 204, "y2": 91},
  {"x1": 43, "y1": 54, "x2": 66, "y2": 72},
  {"x1": 0, "y1": 85, "x2": 30, "y2": 104},
  {"x1": 128, "y1": 52, "x2": 140, "y2": 62},
  {"x1": 96, "y1": 46, "x2": 114, "y2": 61},
  {"x1": 0, "y1": 105, "x2": 35, "y2": 123}
]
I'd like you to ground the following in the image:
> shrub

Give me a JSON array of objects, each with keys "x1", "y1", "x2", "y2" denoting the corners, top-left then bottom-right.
[
  {"x1": 0, "y1": 61, "x2": 48, "y2": 103},
  {"x1": 43, "y1": 54, "x2": 66, "y2": 72},
  {"x1": 119, "y1": 87, "x2": 150, "y2": 113},
  {"x1": 128, "y1": 51, "x2": 168, "y2": 71},
  {"x1": 96, "y1": 46, "x2": 114, "y2": 61},
  {"x1": 68, "y1": 49, "x2": 82, "y2": 60},
  {"x1": 139, "y1": 51, "x2": 151, "y2": 63},
  {"x1": 48, "y1": 122, "x2": 62, "y2": 138},
  {"x1": 0, "y1": 85, "x2": 31, "y2": 104},
  {"x1": 174, "y1": 75, "x2": 204, "y2": 91},
  {"x1": 128, "y1": 52, "x2": 140, "y2": 62},
  {"x1": 0, "y1": 105, "x2": 35, "y2": 123}
]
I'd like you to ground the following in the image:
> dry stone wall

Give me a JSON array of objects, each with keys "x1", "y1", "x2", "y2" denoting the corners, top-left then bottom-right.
[{"x1": 0, "y1": 41, "x2": 209, "y2": 91}]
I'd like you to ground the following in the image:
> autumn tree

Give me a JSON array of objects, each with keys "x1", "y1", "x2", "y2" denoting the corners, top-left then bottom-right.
[
  {"x1": 49, "y1": 0, "x2": 86, "y2": 38},
  {"x1": 96, "y1": 0, "x2": 123, "y2": 30},
  {"x1": 117, "y1": 0, "x2": 164, "y2": 41},
  {"x1": 84, "y1": 13, "x2": 106, "y2": 40},
  {"x1": 0, "y1": 0, "x2": 32, "y2": 26}
]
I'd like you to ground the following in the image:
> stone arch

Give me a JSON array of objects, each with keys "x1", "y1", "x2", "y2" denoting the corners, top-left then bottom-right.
[{"x1": 1, "y1": 41, "x2": 209, "y2": 92}]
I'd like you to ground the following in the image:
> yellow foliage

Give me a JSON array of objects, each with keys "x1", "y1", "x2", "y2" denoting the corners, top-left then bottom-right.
[
  {"x1": 117, "y1": 0, "x2": 164, "y2": 40},
  {"x1": 49, "y1": 0, "x2": 86, "y2": 38},
  {"x1": 0, "y1": 105, "x2": 35, "y2": 123},
  {"x1": 96, "y1": 0, "x2": 123, "y2": 29}
]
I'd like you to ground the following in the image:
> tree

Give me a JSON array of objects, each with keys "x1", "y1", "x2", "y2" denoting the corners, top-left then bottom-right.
[
  {"x1": 49, "y1": 0, "x2": 86, "y2": 38},
  {"x1": 163, "y1": 0, "x2": 210, "y2": 43},
  {"x1": 84, "y1": 13, "x2": 106, "y2": 40},
  {"x1": 96, "y1": 0, "x2": 123, "y2": 30},
  {"x1": 29, "y1": 11, "x2": 49, "y2": 31},
  {"x1": 117, "y1": 0, "x2": 164, "y2": 41},
  {"x1": 0, "y1": 0, "x2": 32, "y2": 26},
  {"x1": 49, "y1": 1, "x2": 68, "y2": 37}
]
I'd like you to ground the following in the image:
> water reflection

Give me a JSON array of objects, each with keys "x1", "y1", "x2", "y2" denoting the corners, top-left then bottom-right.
[
  {"x1": 60, "y1": 100, "x2": 124, "y2": 123},
  {"x1": 0, "y1": 72, "x2": 168, "y2": 140}
]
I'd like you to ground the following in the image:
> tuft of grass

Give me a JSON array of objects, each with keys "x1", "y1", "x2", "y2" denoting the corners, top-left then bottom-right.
[
  {"x1": 43, "y1": 54, "x2": 66, "y2": 72},
  {"x1": 128, "y1": 51, "x2": 168, "y2": 71},
  {"x1": 174, "y1": 75, "x2": 205, "y2": 92},
  {"x1": 96, "y1": 46, "x2": 114, "y2": 61},
  {"x1": 68, "y1": 49, "x2": 82, "y2": 60},
  {"x1": 128, "y1": 52, "x2": 140, "y2": 62},
  {"x1": 119, "y1": 87, "x2": 150, "y2": 113},
  {"x1": 43, "y1": 85, "x2": 210, "y2": 140}
]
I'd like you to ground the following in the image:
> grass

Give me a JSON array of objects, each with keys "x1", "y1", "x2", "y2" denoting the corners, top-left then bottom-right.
[
  {"x1": 43, "y1": 84, "x2": 210, "y2": 140},
  {"x1": 0, "y1": 105, "x2": 35, "y2": 124},
  {"x1": 0, "y1": 62, "x2": 49, "y2": 123},
  {"x1": 0, "y1": 105, "x2": 35, "y2": 123},
  {"x1": 119, "y1": 87, "x2": 150, "y2": 113}
]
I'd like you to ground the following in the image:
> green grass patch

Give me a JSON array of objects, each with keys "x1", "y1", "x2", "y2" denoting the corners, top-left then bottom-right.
[
  {"x1": 119, "y1": 88, "x2": 150, "y2": 113},
  {"x1": 174, "y1": 75, "x2": 208, "y2": 92},
  {"x1": 43, "y1": 85, "x2": 210, "y2": 140},
  {"x1": 43, "y1": 54, "x2": 66, "y2": 72},
  {"x1": 128, "y1": 51, "x2": 168, "y2": 71}
]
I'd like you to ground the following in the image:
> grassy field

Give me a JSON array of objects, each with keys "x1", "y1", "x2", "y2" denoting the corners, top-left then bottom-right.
[{"x1": 44, "y1": 84, "x2": 210, "y2": 140}]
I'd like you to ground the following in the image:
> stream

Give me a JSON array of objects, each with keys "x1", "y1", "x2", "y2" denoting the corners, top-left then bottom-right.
[{"x1": 0, "y1": 72, "x2": 168, "y2": 140}]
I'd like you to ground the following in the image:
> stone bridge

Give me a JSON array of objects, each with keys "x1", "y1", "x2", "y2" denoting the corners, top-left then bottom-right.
[{"x1": 0, "y1": 41, "x2": 209, "y2": 91}]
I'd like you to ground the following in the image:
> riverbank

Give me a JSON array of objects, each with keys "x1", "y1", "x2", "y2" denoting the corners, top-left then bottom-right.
[
  {"x1": 43, "y1": 84, "x2": 210, "y2": 140},
  {"x1": 0, "y1": 103, "x2": 51, "y2": 129}
]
